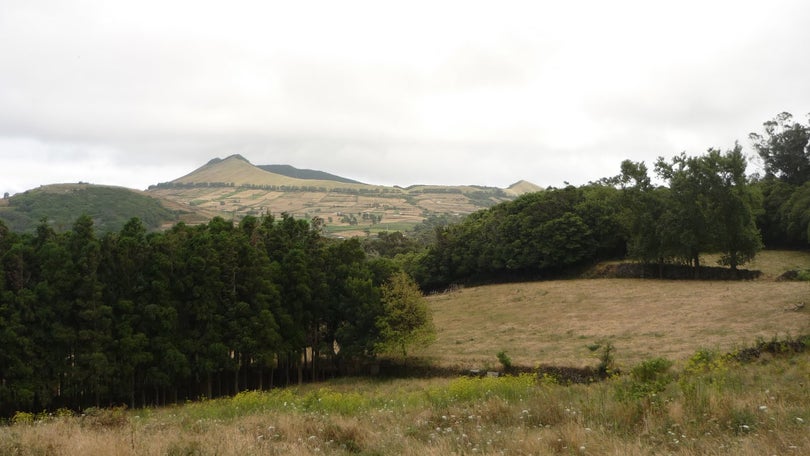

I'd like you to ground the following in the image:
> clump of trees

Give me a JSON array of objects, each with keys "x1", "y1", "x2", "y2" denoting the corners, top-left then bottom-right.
[
  {"x1": 0, "y1": 213, "x2": 433, "y2": 415},
  {"x1": 411, "y1": 143, "x2": 764, "y2": 288},
  {"x1": 621, "y1": 144, "x2": 761, "y2": 276},
  {"x1": 415, "y1": 185, "x2": 625, "y2": 288}
]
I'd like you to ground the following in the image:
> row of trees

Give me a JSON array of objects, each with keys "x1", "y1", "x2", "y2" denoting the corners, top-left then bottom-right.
[{"x1": 0, "y1": 214, "x2": 432, "y2": 415}]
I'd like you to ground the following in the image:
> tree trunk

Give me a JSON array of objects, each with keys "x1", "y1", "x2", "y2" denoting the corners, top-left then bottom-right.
[
  {"x1": 297, "y1": 358, "x2": 303, "y2": 386},
  {"x1": 130, "y1": 374, "x2": 136, "y2": 410},
  {"x1": 284, "y1": 354, "x2": 290, "y2": 387}
]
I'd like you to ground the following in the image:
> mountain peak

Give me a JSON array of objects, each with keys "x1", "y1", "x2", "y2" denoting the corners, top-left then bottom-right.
[
  {"x1": 505, "y1": 180, "x2": 543, "y2": 196},
  {"x1": 206, "y1": 154, "x2": 251, "y2": 166}
]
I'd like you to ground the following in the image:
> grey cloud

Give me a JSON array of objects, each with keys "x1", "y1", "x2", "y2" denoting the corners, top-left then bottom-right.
[{"x1": 3, "y1": 1, "x2": 810, "y2": 196}]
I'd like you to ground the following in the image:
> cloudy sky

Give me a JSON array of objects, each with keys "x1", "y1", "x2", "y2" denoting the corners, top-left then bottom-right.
[{"x1": 2, "y1": 0, "x2": 809, "y2": 196}]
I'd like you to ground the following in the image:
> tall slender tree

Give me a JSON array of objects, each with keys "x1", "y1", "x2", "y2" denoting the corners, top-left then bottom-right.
[{"x1": 750, "y1": 112, "x2": 810, "y2": 185}]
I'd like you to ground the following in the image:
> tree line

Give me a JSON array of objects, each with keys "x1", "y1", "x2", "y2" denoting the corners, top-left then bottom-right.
[
  {"x1": 411, "y1": 148, "x2": 760, "y2": 287},
  {"x1": 401, "y1": 113, "x2": 808, "y2": 288},
  {"x1": 0, "y1": 214, "x2": 432, "y2": 415}
]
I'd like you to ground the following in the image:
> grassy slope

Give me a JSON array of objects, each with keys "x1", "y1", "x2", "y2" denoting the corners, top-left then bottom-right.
[
  {"x1": 171, "y1": 155, "x2": 386, "y2": 191},
  {"x1": 422, "y1": 250, "x2": 810, "y2": 370},
  {"x1": 5, "y1": 346, "x2": 809, "y2": 455}
]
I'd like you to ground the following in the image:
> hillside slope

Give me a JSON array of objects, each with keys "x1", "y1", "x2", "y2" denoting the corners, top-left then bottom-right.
[
  {"x1": 258, "y1": 164, "x2": 364, "y2": 184},
  {"x1": 149, "y1": 155, "x2": 541, "y2": 235},
  {"x1": 424, "y1": 251, "x2": 810, "y2": 369},
  {"x1": 166, "y1": 155, "x2": 385, "y2": 191},
  {"x1": 0, "y1": 184, "x2": 207, "y2": 233}
]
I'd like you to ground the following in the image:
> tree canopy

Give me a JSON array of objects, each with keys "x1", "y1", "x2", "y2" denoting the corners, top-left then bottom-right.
[
  {"x1": 750, "y1": 112, "x2": 810, "y2": 185},
  {"x1": 0, "y1": 214, "x2": 431, "y2": 415}
]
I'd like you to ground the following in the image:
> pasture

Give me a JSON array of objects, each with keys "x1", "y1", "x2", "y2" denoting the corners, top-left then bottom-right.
[{"x1": 423, "y1": 277, "x2": 810, "y2": 371}]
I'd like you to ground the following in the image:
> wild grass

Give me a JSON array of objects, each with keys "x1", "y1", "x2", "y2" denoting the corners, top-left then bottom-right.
[
  {"x1": 423, "y1": 255, "x2": 810, "y2": 370},
  {"x1": 3, "y1": 349, "x2": 809, "y2": 455}
]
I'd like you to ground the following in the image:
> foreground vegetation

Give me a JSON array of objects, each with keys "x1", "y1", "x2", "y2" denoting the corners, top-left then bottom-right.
[{"x1": 2, "y1": 343, "x2": 809, "y2": 455}]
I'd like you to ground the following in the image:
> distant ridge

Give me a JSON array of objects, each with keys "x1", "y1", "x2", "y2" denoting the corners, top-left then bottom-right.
[
  {"x1": 258, "y1": 164, "x2": 364, "y2": 185},
  {"x1": 162, "y1": 154, "x2": 542, "y2": 195}
]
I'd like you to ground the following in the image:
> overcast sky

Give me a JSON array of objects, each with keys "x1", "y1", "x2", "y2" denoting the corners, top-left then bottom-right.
[{"x1": 2, "y1": 0, "x2": 809, "y2": 196}]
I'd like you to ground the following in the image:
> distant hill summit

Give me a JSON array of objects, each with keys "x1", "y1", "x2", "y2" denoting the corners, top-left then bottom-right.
[
  {"x1": 258, "y1": 164, "x2": 364, "y2": 185},
  {"x1": 204, "y1": 154, "x2": 250, "y2": 166},
  {"x1": 505, "y1": 180, "x2": 544, "y2": 196},
  {"x1": 159, "y1": 154, "x2": 383, "y2": 191}
]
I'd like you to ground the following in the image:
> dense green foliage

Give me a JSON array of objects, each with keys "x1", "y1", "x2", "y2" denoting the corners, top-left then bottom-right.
[
  {"x1": 416, "y1": 185, "x2": 624, "y2": 288},
  {"x1": 413, "y1": 143, "x2": 765, "y2": 288},
  {"x1": 0, "y1": 214, "x2": 431, "y2": 415},
  {"x1": 750, "y1": 112, "x2": 810, "y2": 186},
  {"x1": 642, "y1": 145, "x2": 761, "y2": 272},
  {"x1": 0, "y1": 185, "x2": 177, "y2": 233},
  {"x1": 750, "y1": 113, "x2": 810, "y2": 246},
  {"x1": 375, "y1": 271, "x2": 435, "y2": 358}
]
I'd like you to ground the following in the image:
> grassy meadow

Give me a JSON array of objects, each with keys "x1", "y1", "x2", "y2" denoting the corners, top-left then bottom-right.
[{"x1": 3, "y1": 250, "x2": 810, "y2": 455}]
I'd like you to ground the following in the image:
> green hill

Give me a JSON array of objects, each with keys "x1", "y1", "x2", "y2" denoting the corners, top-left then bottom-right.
[{"x1": 0, "y1": 184, "x2": 184, "y2": 233}]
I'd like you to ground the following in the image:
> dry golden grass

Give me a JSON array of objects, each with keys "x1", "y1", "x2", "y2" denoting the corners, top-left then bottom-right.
[{"x1": 422, "y1": 251, "x2": 810, "y2": 370}]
